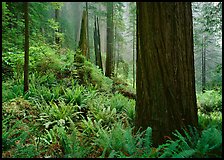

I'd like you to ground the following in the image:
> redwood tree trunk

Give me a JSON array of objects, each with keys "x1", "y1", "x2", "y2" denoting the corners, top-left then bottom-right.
[
  {"x1": 55, "y1": 8, "x2": 60, "y2": 45},
  {"x1": 86, "y1": 2, "x2": 90, "y2": 60},
  {"x1": 136, "y1": 2, "x2": 198, "y2": 146},
  {"x1": 105, "y1": 2, "x2": 114, "y2": 78},
  {"x1": 78, "y1": 10, "x2": 88, "y2": 57},
  {"x1": 24, "y1": 2, "x2": 29, "y2": 93},
  {"x1": 201, "y1": 35, "x2": 206, "y2": 93},
  {"x1": 94, "y1": 16, "x2": 103, "y2": 72}
]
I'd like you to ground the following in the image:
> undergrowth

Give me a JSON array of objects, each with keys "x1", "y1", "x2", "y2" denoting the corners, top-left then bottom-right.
[{"x1": 2, "y1": 45, "x2": 222, "y2": 158}]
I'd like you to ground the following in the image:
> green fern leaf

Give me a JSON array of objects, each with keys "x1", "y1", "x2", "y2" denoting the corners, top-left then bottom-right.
[{"x1": 172, "y1": 149, "x2": 196, "y2": 158}]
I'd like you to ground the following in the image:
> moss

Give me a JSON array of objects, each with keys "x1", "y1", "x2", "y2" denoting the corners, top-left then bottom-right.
[{"x1": 72, "y1": 52, "x2": 112, "y2": 91}]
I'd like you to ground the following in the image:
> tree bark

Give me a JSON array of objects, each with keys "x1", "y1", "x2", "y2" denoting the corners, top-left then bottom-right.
[
  {"x1": 202, "y1": 35, "x2": 206, "y2": 93},
  {"x1": 105, "y1": 2, "x2": 114, "y2": 78},
  {"x1": 24, "y1": 2, "x2": 29, "y2": 93},
  {"x1": 55, "y1": 8, "x2": 60, "y2": 45},
  {"x1": 94, "y1": 17, "x2": 98, "y2": 65},
  {"x1": 136, "y1": 2, "x2": 198, "y2": 146},
  {"x1": 97, "y1": 17, "x2": 103, "y2": 71},
  {"x1": 94, "y1": 16, "x2": 103, "y2": 72},
  {"x1": 78, "y1": 10, "x2": 88, "y2": 57},
  {"x1": 133, "y1": 21, "x2": 136, "y2": 88},
  {"x1": 86, "y1": 2, "x2": 90, "y2": 60}
]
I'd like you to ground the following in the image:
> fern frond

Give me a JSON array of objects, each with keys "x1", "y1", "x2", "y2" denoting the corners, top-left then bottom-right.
[
  {"x1": 143, "y1": 127, "x2": 152, "y2": 154},
  {"x1": 124, "y1": 127, "x2": 136, "y2": 155},
  {"x1": 159, "y1": 140, "x2": 180, "y2": 158},
  {"x1": 172, "y1": 149, "x2": 196, "y2": 158}
]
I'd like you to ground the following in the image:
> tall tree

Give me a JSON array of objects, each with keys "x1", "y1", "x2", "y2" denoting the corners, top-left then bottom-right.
[
  {"x1": 78, "y1": 10, "x2": 88, "y2": 57},
  {"x1": 192, "y1": 2, "x2": 222, "y2": 91},
  {"x1": 24, "y1": 2, "x2": 29, "y2": 93},
  {"x1": 132, "y1": 24, "x2": 136, "y2": 88},
  {"x1": 201, "y1": 35, "x2": 206, "y2": 93},
  {"x1": 94, "y1": 16, "x2": 103, "y2": 71},
  {"x1": 55, "y1": 7, "x2": 60, "y2": 44},
  {"x1": 86, "y1": 2, "x2": 90, "y2": 60},
  {"x1": 105, "y1": 2, "x2": 114, "y2": 77},
  {"x1": 135, "y1": 2, "x2": 198, "y2": 146}
]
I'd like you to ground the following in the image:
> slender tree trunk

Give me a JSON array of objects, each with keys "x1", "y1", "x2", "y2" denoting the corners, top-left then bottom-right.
[
  {"x1": 97, "y1": 17, "x2": 103, "y2": 71},
  {"x1": 105, "y1": 2, "x2": 114, "y2": 78},
  {"x1": 24, "y1": 2, "x2": 29, "y2": 93},
  {"x1": 55, "y1": 8, "x2": 60, "y2": 45},
  {"x1": 86, "y1": 2, "x2": 90, "y2": 60},
  {"x1": 94, "y1": 17, "x2": 98, "y2": 65},
  {"x1": 94, "y1": 16, "x2": 103, "y2": 72},
  {"x1": 78, "y1": 10, "x2": 88, "y2": 57},
  {"x1": 202, "y1": 35, "x2": 206, "y2": 93},
  {"x1": 136, "y1": 2, "x2": 198, "y2": 146},
  {"x1": 133, "y1": 23, "x2": 136, "y2": 88},
  {"x1": 114, "y1": 25, "x2": 117, "y2": 77},
  {"x1": 117, "y1": 42, "x2": 120, "y2": 75}
]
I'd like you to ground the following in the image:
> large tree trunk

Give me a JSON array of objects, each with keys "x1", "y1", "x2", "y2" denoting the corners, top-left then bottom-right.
[
  {"x1": 78, "y1": 10, "x2": 88, "y2": 57},
  {"x1": 105, "y1": 2, "x2": 114, "y2": 78},
  {"x1": 24, "y1": 2, "x2": 29, "y2": 93},
  {"x1": 136, "y1": 2, "x2": 198, "y2": 146}
]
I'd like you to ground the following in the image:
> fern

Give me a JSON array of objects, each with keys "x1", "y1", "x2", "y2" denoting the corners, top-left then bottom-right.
[
  {"x1": 143, "y1": 127, "x2": 153, "y2": 153},
  {"x1": 124, "y1": 127, "x2": 136, "y2": 155},
  {"x1": 172, "y1": 149, "x2": 196, "y2": 158},
  {"x1": 158, "y1": 126, "x2": 222, "y2": 158},
  {"x1": 42, "y1": 126, "x2": 89, "y2": 158},
  {"x1": 196, "y1": 127, "x2": 222, "y2": 157},
  {"x1": 94, "y1": 123, "x2": 154, "y2": 158}
]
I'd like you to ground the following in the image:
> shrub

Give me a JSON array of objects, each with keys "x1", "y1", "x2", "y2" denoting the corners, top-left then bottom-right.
[{"x1": 197, "y1": 89, "x2": 222, "y2": 113}]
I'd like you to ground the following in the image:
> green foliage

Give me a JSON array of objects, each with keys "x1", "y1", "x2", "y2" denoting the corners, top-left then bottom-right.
[
  {"x1": 58, "y1": 127, "x2": 90, "y2": 158},
  {"x1": 109, "y1": 93, "x2": 134, "y2": 112},
  {"x1": 62, "y1": 84, "x2": 85, "y2": 105},
  {"x1": 2, "y1": 2, "x2": 24, "y2": 52},
  {"x1": 2, "y1": 118, "x2": 39, "y2": 158},
  {"x1": 2, "y1": 80, "x2": 24, "y2": 102},
  {"x1": 2, "y1": 3, "x2": 222, "y2": 157},
  {"x1": 198, "y1": 111, "x2": 222, "y2": 130},
  {"x1": 157, "y1": 126, "x2": 222, "y2": 158},
  {"x1": 94, "y1": 123, "x2": 154, "y2": 158},
  {"x1": 193, "y1": 2, "x2": 222, "y2": 92},
  {"x1": 2, "y1": 50, "x2": 24, "y2": 79},
  {"x1": 36, "y1": 101, "x2": 83, "y2": 130},
  {"x1": 73, "y1": 51, "x2": 113, "y2": 90},
  {"x1": 197, "y1": 89, "x2": 222, "y2": 113}
]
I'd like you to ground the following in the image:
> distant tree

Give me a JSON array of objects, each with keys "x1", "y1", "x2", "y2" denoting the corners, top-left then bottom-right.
[
  {"x1": 55, "y1": 7, "x2": 60, "y2": 44},
  {"x1": 94, "y1": 16, "x2": 103, "y2": 71},
  {"x1": 78, "y1": 10, "x2": 88, "y2": 57},
  {"x1": 135, "y1": 2, "x2": 198, "y2": 146},
  {"x1": 113, "y1": 2, "x2": 125, "y2": 77},
  {"x1": 86, "y1": 2, "x2": 90, "y2": 60},
  {"x1": 105, "y1": 2, "x2": 114, "y2": 78},
  {"x1": 24, "y1": 2, "x2": 29, "y2": 93},
  {"x1": 192, "y1": 2, "x2": 222, "y2": 91},
  {"x1": 128, "y1": 2, "x2": 136, "y2": 88},
  {"x1": 201, "y1": 35, "x2": 206, "y2": 93}
]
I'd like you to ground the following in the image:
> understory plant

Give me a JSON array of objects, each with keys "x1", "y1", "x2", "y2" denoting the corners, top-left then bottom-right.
[{"x1": 157, "y1": 126, "x2": 222, "y2": 158}]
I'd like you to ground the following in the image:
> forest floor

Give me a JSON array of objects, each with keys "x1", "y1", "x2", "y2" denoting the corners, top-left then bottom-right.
[{"x1": 2, "y1": 49, "x2": 222, "y2": 158}]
